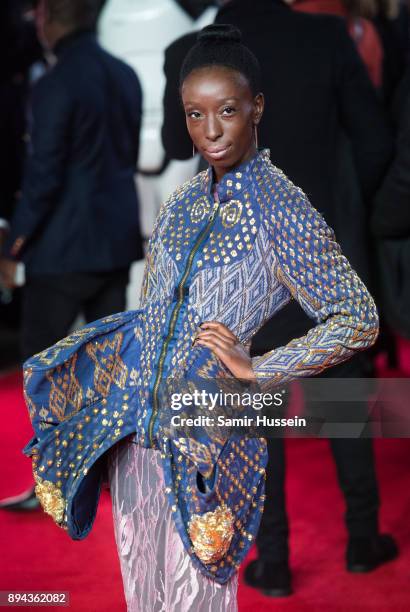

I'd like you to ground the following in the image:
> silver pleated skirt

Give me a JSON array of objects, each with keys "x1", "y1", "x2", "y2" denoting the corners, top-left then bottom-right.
[{"x1": 108, "y1": 437, "x2": 238, "y2": 612}]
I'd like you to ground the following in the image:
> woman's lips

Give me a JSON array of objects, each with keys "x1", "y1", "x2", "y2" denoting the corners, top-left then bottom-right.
[{"x1": 204, "y1": 145, "x2": 231, "y2": 161}]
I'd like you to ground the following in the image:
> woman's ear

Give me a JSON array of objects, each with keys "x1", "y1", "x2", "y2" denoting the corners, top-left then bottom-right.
[{"x1": 253, "y1": 92, "x2": 265, "y2": 126}]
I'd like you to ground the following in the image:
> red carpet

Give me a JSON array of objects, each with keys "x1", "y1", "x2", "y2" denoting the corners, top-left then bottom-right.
[{"x1": 1, "y1": 344, "x2": 409, "y2": 611}]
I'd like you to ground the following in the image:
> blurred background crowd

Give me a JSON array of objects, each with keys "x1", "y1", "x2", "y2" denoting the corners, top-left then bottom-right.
[
  {"x1": 1, "y1": 0, "x2": 410, "y2": 368},
  {"x1": 1, "y1": 0, "x2": 410, "y2": 608},
  {"x1": 1, "y1": 0, "x2": 410, "y2": 363}
]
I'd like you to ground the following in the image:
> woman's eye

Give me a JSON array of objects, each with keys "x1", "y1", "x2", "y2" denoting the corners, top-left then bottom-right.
[
  {"x1": 222, "y1": 107, "x2": 236, "y2": 115},
  {"x1": 187, "y1": 111, "x2": 201, "y2": 119}
]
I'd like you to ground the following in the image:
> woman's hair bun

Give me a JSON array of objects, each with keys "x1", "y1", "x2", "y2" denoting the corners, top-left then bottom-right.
[
  {"x1": 180, "y1": 22, "x2": 261, "y2": 95},
  {"x1": 197, "y1": 24, "x2": 242, "y2": 44}
]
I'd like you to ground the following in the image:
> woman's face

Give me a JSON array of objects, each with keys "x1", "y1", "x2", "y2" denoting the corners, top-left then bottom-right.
[{"x1": 181, "y1": 65, "x2": 264, "y2": 182}]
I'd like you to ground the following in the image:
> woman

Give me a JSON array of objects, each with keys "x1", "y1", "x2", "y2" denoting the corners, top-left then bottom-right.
[{"x1": 22, "y1": 25, "x2": 379, "y2": 611}]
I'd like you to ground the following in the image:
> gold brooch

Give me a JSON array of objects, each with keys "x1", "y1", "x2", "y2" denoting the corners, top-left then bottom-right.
[{"x1": 188, "y1": 504, "x2": 234, "y2": 564}]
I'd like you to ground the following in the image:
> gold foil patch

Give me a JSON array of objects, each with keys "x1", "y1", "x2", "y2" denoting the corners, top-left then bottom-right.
[
  {"x1": 188, "y1": 505, "x2": 234, "y2": 564},
  {"x1": 34, "y1": 474, "x2": 65, "y2": 525}
]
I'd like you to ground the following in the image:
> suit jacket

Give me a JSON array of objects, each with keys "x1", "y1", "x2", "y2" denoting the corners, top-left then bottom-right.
[
  {"x1": 22, "y1": 150, "x2": 378, "y2": 583},
  {"x1": 7, "y1": 30, "x2": 144, "y2": 275},
  {"x1": 0, "y1": 16, "x2": 42, "y2": 226},
  {"x1": 0, "y1": 81, "x2": 26, "y2": 225},
  {"x1": 370, "y1": 69, "x2": 410, "y2": 335},
  {"x1": 372, "y1": 68, "x2": 410, "y2": 237},
  {"x1": 161, "y1": 0, "x2": 392, "y2": 350}
]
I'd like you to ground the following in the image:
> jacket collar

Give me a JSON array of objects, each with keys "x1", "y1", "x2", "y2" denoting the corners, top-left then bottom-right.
[
  {"x1": 53, "y1": 28, "x2": 96, "y2": 57},
  {"x1": 200, "y1": 148, "x2": 271, "y2": 202}
]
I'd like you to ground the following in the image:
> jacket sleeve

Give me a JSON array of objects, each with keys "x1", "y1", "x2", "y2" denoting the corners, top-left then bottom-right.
[
  {"x1": 5, "y1": 73, "x2": 71, "y2": 254},
  {"x1": 251, "y1": 170, "x2": 379, "y2": 390}
]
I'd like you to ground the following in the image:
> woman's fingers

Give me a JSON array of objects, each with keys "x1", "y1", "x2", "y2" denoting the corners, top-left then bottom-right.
[
  {"x1": 193, "y1": 322, "x2": 248, "y2": 377},
  {"x1": 194, "y1": 331, "x2": 234, "y2": 351},
  {"x1": 195, "y1": 330, "x2": 236, "y2": 349},
  {"x1": 193, "y1": 337, "x2": 225, "y2": 362},
  {"x1": 197, "y1": 321, "x2": 238, "y2": 343},
  {"x1": 195, "y1": 336, "x2": 253, "y2": 380}
]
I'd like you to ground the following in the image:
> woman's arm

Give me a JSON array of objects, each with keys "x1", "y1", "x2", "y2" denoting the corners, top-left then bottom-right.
[{"x1": 252, "y1": 170, "x2": 379, "y2": 391}]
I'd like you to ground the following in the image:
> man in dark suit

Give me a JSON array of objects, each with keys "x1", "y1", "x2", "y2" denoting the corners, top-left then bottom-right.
[
  {"x1": 161, "y1": 0, "x2": 397, "y2": 597},
  {"x1": 0, "y1": 0, "x2": 143, "y2": 509},
  {"x1": 0, "y1": 1, "x2": 41, "y2": 238},
  {"x1": 371, "y1": 67, "x2": 410, "y2": 336},
  {"x1": 0, "y1": 1, "x2": 43, "y2": 365},
  {"x1": 372, "y1": 67, "x2": 410, "y2": 238}
]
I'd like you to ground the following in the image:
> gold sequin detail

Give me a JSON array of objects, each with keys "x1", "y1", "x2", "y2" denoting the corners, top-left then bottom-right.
[
  {"x1": 190, "y1": 196, "x2": 212, "y2": 223},
  {"x1": 188, "y1": 505, "x2": 235, "y2": 564},
  {"x1": 34, "y1": 327, "x2": 97, "y2": 366},
  {"x1": 220, "y1": 199, "x2": 243, "y2": 228},
  {"x1": 34, "y1": 473, "x2": 65, "y2": 525}
]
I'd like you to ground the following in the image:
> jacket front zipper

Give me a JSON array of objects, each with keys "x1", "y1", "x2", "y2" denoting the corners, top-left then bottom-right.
[{"x1": 148, "y1": 197, "x2": 220, "y2": 447}]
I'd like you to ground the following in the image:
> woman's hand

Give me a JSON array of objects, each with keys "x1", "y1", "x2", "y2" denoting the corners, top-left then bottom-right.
[{"x1": 193, "y1": 321, "x2": 256, "y2": 382}]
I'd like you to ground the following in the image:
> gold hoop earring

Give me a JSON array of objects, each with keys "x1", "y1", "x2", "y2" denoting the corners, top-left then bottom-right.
[{"x1": 254, "y1": 125, "x2": 259, "y2": 150}]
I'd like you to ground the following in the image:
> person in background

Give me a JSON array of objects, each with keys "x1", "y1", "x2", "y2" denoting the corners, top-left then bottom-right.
[
  {"x1": 161, "y1": 0, "x2": 397, "y2": 597},
  {"x1": 370, "y1": 65, "x2": 410, "y2": 342},
  {"x1": 0, "y1": 0, "x2": 41, "y2": 237},
  {"x1": 373, "y1": 0, "x2": 410, "y2": 99},
  {"x1": 290, "y1": 0, "x2": 401, "y2": 371},
  {"x1": 373, "y1": 0, "x2": 409, "y2": 102},
  {"x1": 372, "y1": 65, "x2": 410, "y2": 235},
  {"x1": 292, "y1": 0, "x2": 384, "y2": 89},
  {"x1": 0, "y1": 0, "x2": 43, "y2": 369},
  {"x1": 0, "y1": 0, "x2": 143, "y2": 510}
]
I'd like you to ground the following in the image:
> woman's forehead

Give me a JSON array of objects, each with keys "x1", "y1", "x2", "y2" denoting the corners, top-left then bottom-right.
[{"x1": 181, "y1": 66, "x2": 251, "y2": 101}]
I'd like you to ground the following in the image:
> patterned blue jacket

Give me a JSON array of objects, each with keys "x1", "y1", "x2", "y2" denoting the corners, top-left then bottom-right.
[{"x1": 22, "y1": 149, "x2": 379, "y2": 584}]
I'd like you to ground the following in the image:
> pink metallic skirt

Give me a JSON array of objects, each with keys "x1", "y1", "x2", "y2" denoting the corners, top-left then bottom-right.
[{"x1": 108, "y1": 437, "x2": 238, "y2": 612}]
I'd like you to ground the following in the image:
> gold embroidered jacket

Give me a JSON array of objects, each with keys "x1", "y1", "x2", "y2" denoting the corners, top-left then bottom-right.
[{"x1": 22, "y1": 149, "x2": 379, "y2": 584}]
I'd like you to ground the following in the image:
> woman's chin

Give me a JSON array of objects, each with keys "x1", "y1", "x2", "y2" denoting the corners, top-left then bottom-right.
[{"x1": 201, "y1": 145, "x2": 233, "y2": 166}]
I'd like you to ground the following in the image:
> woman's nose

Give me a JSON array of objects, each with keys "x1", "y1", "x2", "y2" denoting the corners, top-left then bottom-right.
[{"x1": 204, "y1": 115, "x2": 222, "y2": 141}]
